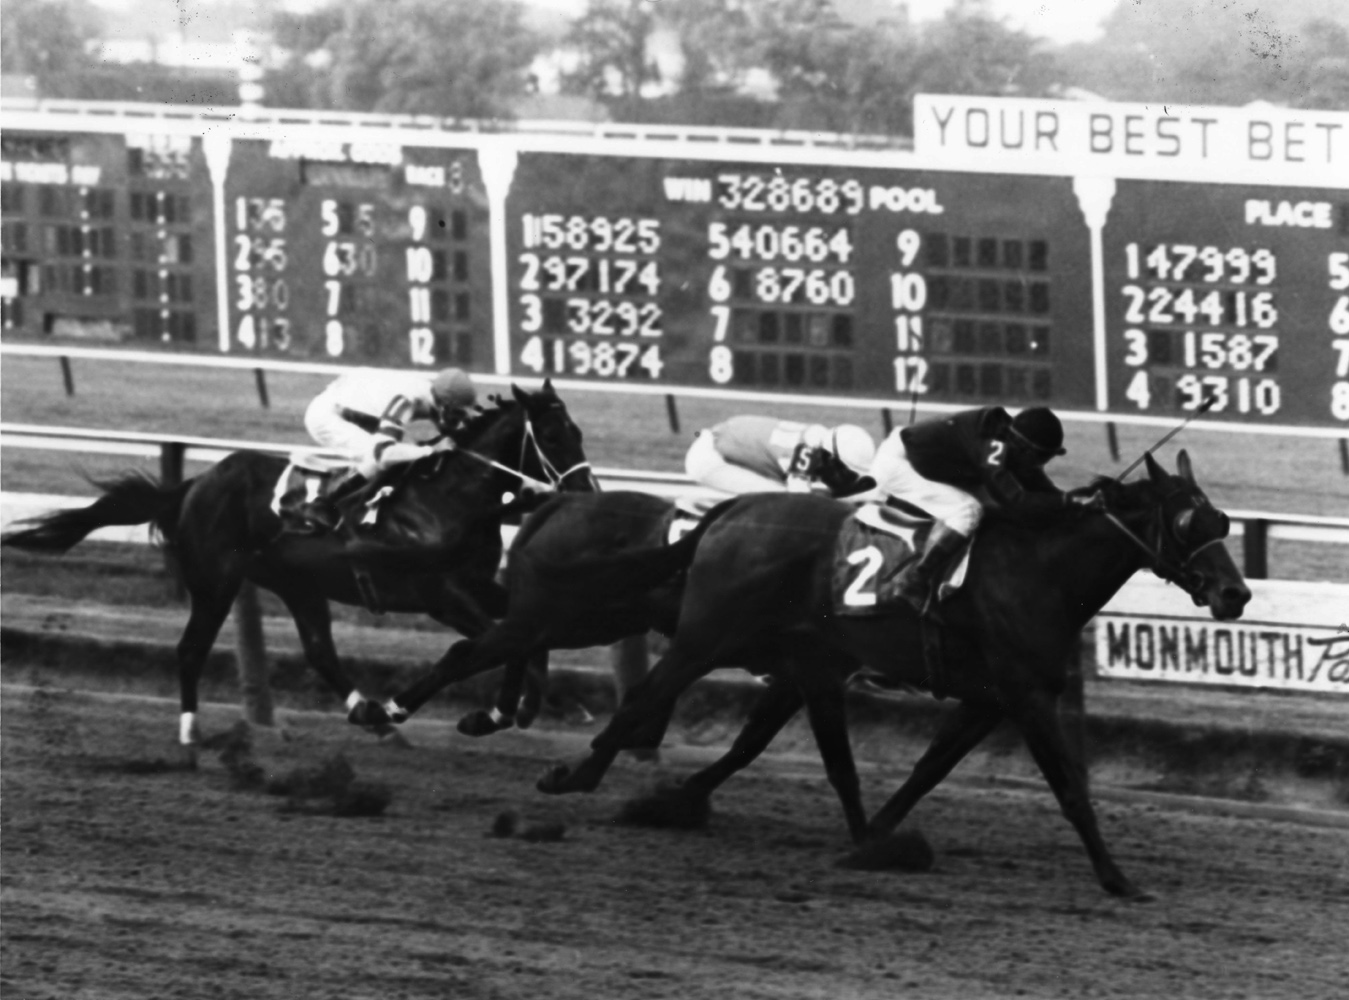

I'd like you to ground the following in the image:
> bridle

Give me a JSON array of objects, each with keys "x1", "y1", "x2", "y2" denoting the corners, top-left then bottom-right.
[
  {"x1": 1101, "y1": 485, "x2": 1228, "y2": 599},
  {"x1": 455, "y1": 408, "x2": 592, "y2": 494}
]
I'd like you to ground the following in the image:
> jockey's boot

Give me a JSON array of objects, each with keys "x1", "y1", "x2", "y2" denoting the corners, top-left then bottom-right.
[
  {"x1": 896, "y1": 522, "x2": 969, "y2": 622},
  {"x1": 299, "y1": 471, "x2": 367, "y2": 532}
]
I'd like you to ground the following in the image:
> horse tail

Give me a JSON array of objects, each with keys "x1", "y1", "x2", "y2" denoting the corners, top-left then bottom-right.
[
  {"x1": 529, "y1": 496, "x2": 739, "y2": 596},
  {"x1": 1, "y1": 471, "x2": 191, "y2": 554}
]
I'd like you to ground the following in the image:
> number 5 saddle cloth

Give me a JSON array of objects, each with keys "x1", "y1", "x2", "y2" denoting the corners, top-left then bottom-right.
[{"x1": 831, "y1": 503, "x2": 971, "y2": 617}]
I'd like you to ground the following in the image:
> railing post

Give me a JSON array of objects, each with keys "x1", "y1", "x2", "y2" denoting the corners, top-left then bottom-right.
[
  {"x1": 1105, "y1": 422, "x2": 1120, "y2": 462},
  {"x1": 232, "y1": 581, "x2": 274, "y2": 727},
  {"x1": 254, "y1": 367, "x2": 270, "y2": 409},
  {"x1": 880, "y1": 408, "x2": 893, "y2": 436},
  {"x1": 158, "y1": 442, "x2": 187, "y2": 597},
  {"x1": 664, "y1": 393, "x2": 681, "y2": 435},
  {"x1": 59, "y1": 356, "x2": 76, "y2": 397},
  {"x1": 1243, "y1": 518, "x2": 1269, "y2": 579}
]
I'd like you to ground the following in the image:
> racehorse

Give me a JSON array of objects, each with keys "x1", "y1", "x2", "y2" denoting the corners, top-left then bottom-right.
[
  {"x1": 535, "y1": 451, "x2": 1251, "y2": 898},
  {"x1": 2, "y1": 381, "x2": 597, "y2": 757}
]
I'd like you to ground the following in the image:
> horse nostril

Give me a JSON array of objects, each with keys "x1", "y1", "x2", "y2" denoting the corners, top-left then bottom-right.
[{"x1": 1222, "y1": 585, "x2": 1251, "y2": 606}]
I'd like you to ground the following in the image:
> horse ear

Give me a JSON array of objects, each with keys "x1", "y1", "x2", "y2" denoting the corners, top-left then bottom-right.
[
  {"x1": 511, "y1": 383, "x2": 530, "y2": 406},
  {"x1": 1143, "y1": 451, "x2": 1165, "y2": 483},
  {"x1": 1176, "y1": 449, "x2": 1196, "y2": 485},
  {"x1": 541, "y1": 378, "x2": 557, "y2": 396}
]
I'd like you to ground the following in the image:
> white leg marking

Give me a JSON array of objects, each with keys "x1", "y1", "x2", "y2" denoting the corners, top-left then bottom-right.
[
  {"x1": 180, "y1": 712, "x2": 199, "y2": 746},
  {"x1": 345, "y1": 690, "x2": 364, "y2": 711}
]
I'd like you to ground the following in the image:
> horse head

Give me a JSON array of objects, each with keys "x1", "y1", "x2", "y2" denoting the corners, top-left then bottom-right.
[
  {"x1": 1110, "y1": 450, "x2": 1251, "y2": 621},
  {"x1": 450, "y1": 379, "x2": 598, "y2": 496}
]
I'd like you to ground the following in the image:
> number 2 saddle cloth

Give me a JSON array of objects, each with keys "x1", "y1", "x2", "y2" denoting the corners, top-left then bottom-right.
[{"x1": 831, "y1": 503, "x2": 971, "y2": 617}]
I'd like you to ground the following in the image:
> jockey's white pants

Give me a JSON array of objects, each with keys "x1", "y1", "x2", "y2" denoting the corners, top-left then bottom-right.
[
  {"x1": 870, "y1": 429, "x2": 983, "y2": 536},
  {"x1": 305, "y1": 392, "x2": 383, "y2": 478},
  {"x1": 684, "y1": 429, "x2": 786, "y2": 495}
]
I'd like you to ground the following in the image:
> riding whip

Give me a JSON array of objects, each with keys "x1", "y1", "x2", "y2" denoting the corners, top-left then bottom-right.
[{"x1": 1116, "y1": 395, "x2": 1217, "y2": 482}]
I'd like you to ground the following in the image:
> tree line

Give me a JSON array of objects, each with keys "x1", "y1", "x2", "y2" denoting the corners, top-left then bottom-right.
[{"x1": 4, "y1": 0, "x2": 1346, "y2": 135}]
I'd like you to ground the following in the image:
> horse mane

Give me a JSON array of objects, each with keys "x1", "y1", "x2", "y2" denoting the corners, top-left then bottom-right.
[{"x1": 1091, "y1": 474, "x2": 1162, "y2": 513}]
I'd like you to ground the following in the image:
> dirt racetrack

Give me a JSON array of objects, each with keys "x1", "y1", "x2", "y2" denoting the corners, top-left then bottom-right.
[{"x1": 3, "y1": 682, "x2": 1347, "y2": 1000}]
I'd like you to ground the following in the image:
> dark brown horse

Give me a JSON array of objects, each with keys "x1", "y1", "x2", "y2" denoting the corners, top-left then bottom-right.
[
  {"x1": 2, "y1": 382, "x2": 597, "y2": 757},
  {"x1": 535, "y1": 451, "x2": 1251, "y2": 898}
]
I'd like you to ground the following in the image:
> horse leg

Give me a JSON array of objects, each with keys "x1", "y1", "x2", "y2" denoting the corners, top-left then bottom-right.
[
  {"x1": 850, "y1": 701, "x2": 1002, "y2": 851},
  {"x1": 455, "y1": 650, "x2": 544, "y2": 737},
  {"x1": 1009, "y1": 688, "x2": 1146, "y2": 900},
  {"x1": 175, "y1": 579, "x2": 243, "y2": 764},
  {"x1": 790, "y1": 661, "x2": 869, "y2": 844},
  {"x1": 276, "y1": 588, "x2": 398, "y2": 729},
  {"x1": 508, "y1": 650, "x2": 551, "y2": 730},
  {"x1": 676, "y1": 676, "x2": 804, "y2": 805},
  {"x1": 536, "y1": 637, "x2": 724, "y2": 796},
  {"x1": 393, "y1": 618, "x2": 541, "y2": 723}
]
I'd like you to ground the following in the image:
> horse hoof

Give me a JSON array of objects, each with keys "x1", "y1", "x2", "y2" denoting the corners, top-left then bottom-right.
[
  {"x1": 1111, "y1": 882, "x2": 1156, "y2": 903},
  {"x1": 457, "y1": 711, "x2": 507, "y2": 737},
  {"x1": 179, "y1": 745, "x2": 200, "y2": 771}
]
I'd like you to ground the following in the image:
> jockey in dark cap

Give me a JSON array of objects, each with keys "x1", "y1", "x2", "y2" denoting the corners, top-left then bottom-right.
[{"x1": 870, "y1": 405, "x2": 1098, "y2": 619}]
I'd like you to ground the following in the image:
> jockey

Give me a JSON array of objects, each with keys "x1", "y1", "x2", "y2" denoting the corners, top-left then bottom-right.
[
  {"x1": 300, "y1": 367, "x2": 477, "y2": 527},
  {"x1": 870, "y1": 405, "x2": 1098, "y2": 618},
  {"x1": 685, "y1": 415, "x2": 877, "y2": 498}
]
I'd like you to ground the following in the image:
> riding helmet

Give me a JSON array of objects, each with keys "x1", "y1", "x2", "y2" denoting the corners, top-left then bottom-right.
[
  {"x1": 829, "y1": 424, "x2": 878, "y2": 474},
  {"x1": 431, "y1": 368, "x2": 477, "y2": 410},
  {"x1": 1010, "y1": 407, "x2": 1067, "y2": 456}
]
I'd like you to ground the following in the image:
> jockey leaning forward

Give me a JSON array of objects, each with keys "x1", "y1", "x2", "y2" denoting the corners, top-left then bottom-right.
[
  {"x1": 300, "y1": 367, "x2": 478, "y2": 529},
  {"x1": 871, "y1": 405, "x2": 1102, "y2": 619},
  {"x1": 685, "y1": 415, "x2": 878, "y2": 498}
]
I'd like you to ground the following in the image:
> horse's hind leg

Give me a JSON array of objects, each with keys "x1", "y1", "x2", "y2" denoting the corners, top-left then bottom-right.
[
  {"x1": 176, "y1": 578, "x2": 243, "y2": 762},
  {"x1": 678, "y1": 675, "x2": 804, "y2": 803},
  {"x1": 1010, "y1": 688, "x2": 1145, "y2": 899},
  {"x1": 862, "y1": 700, "x2": 1002, "y2": 840},
  {"x1": 789, "y1": 657, "x2": 870, "y2": 844}
]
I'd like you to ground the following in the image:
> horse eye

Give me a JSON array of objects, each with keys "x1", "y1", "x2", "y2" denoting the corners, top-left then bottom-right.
[{"x1": 1173, "y1": 508, "x2": 1195, "y2": 539}]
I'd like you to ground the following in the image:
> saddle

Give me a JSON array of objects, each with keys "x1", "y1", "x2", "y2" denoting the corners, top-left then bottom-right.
[{"x1": 832, "y1": 502, "x2": 974, "y2": 701}]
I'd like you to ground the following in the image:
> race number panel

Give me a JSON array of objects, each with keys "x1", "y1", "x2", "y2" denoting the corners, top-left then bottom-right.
[
  {"x1": 1104, "y1": 181, "x2": 1349, "y2": 424},
  {"x1": 1, "y1": 130, "x2": 216, "y2": 344},
  {"x1": 222, "y1": 138, "x2": 491, "y2": 366},
  {"x1": 505, "y1": 154, "x2": 1094, "y2": 406}
]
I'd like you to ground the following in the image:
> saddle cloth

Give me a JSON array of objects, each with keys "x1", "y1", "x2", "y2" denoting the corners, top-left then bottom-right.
[
  {"x1": 832, "y1": 503, "x2": 971, "y2": 617},
  {"x1": 270, "y1": 454, "x2": 389, "y2": 535}
]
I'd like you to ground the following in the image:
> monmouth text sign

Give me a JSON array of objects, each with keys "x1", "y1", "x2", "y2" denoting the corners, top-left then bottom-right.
[{"x1": 1093, "y1": 578, "x2": 1349, "y2": 695}]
